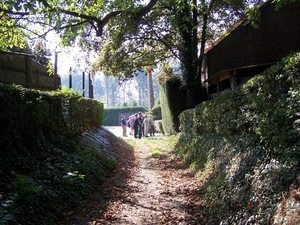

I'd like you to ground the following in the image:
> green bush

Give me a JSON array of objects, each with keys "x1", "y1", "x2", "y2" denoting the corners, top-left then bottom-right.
[
  {"x1": 0, "y1": 85, "x2": 104, "y2": 138},
  {"x1": 149, "y1": 104, "x2": 162, "y2": 120}
]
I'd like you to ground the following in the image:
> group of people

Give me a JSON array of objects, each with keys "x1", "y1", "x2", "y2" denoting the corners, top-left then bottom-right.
[{"x1": 121, "y1": 112, "x2": 155, "y2": 138}]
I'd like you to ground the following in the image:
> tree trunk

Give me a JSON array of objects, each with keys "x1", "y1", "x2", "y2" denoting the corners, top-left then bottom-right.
[
  {"x1": 196, "y1": 10, "x2": 209, "y2": 103},
  {"x1": 178, "y1": 0, "x2": 202, "y2": 108}
]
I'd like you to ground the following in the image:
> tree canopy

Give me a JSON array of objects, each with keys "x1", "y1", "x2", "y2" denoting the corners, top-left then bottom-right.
[
  {"x1": 0, "y1": 0, "x2": 254, "y2": 67},
  {"x1": 1, "y1": 0, "x2": 292, "y2": 107}
]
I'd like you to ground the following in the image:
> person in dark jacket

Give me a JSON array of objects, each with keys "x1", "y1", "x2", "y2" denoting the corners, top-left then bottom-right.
[
  {"x1": 133, "y1": 113, "x2": 139, "y2": 138},
  {"x1": 137, "y1": 112, "x2": 144, "y2": 139}
]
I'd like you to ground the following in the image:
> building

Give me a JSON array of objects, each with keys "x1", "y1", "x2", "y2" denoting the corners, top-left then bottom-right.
[{"x1": 204, "y1": 1, "x2": 300, "y2": 98}]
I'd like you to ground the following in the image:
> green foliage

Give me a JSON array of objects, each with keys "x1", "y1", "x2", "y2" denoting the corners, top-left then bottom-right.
[
  {"x1": 272, "y1": 0, "x2": 300, "y2": 10},
  {"x1": 159, "y1": 76, "x2": 187, "y2": 135},
  {"x1": 102, "y1": 106, "x2": 147, "y2": 126},
  {"x1": 149, "y1": 104, "x2": 162, "y2": 120},
  {"x1": 0, "y1": 84, "x2": 114, "y2": 224},
  {"x1": 245, "y1": 5, "x2": 261, "y2": 28},
  {"x1": 0, "y1": 85, "x2": 104, "y2": 148},
  {"x1": 2, "y1": 0, "x2": 256, "y2": 109},
  {"x1": 0, "y1": 16, "x2": 26, "y2": 51},
  {"x1": 29, "y1": 39, "x2": 51, "y2": 67},
  {"x1": 175, "y1": 52, "x2": 300, "y2": 224},
  {"x1": 159, "y1": 83, "x2": 173, "y2": 135},
  {"x1": 0, "y1": 138, "x2": 116, "y2": 225}
]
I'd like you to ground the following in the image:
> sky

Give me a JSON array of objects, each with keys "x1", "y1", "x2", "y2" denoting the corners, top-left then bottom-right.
[{"x1": 46, "y1": 31, "x2": 94, "y2": 78}]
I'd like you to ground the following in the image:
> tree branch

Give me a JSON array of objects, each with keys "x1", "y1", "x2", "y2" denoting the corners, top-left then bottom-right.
[
  {"x1": 0, "y1": 0, "x2": 159, "y2": 38},
  {"x1": 96, "y1": 10, "x2": 123, "y2": 36},
  {"x1": 139, "y1": 0, "x2": 159, "y2": 16}
]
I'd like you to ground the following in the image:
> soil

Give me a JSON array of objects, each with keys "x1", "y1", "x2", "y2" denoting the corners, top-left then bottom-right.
[{"x1": 61, "y1": 127, "x2": 208, "y2": 225}]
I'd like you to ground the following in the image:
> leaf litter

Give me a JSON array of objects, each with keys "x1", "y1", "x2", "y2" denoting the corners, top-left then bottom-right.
[{"x1": 61, "y1": 133, "x2": 208, "y2": 225}]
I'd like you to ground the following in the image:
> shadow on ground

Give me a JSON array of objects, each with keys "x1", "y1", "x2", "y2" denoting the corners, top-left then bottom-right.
[{"x1": 60, "y1": 126, "x2": 136, "y2": 225}]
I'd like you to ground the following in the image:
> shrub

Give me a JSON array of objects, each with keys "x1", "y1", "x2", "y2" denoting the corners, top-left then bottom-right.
[{"x1": 150, "y1": 104, "x2": 162, "y2": 120}]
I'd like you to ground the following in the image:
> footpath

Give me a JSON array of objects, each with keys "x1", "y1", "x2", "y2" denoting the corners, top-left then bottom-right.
[{"x1": 62, "y1": 126, "x2": 207, "y2": 225}]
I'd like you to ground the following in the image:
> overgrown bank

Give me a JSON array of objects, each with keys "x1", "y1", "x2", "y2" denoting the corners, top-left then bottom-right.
[
  {"x1": 176, "y1": 52, "x2": 300, "y2": 224},
  {"x1": 0, "y1": 87, "x2": 116, "y2": 225}
]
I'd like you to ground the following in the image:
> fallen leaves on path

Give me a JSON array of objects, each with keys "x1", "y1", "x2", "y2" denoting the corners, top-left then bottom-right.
[{"x1": 61, "y1": 135, "x2": 208, "y2": 225}]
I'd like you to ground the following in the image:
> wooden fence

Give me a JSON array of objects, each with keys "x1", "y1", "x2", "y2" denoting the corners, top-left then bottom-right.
[{"x1": 0, "y1": 51, "x2": 60, "y2": 91}]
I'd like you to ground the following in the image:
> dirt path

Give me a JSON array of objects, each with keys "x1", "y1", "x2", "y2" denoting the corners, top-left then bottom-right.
[
  {"x1": 115, "y1": 141, "x2": 165, "y2": 224},
  {"x1": 62, "y1": 130, "x2": 207, "y2": 225},
  {"x1": 112, "y1": 139, "x2": 197, "y2": 225}
]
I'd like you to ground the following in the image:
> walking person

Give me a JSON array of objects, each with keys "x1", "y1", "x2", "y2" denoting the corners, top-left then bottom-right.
[{"x1": 121, "y1": 115, "x2": 127, "y2": 137}]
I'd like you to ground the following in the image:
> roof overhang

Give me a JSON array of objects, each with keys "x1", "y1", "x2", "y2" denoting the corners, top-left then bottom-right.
[{"x1": 205, "y1": 62, "x2": 276, "y2": 85}]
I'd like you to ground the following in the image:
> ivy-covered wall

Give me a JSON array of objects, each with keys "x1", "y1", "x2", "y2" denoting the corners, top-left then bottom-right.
[{"x1": 176, "y1": 52, "x2": 300, "y2": 224}]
